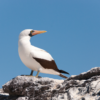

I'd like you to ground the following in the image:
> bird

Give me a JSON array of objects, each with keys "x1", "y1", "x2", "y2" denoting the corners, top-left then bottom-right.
[{"x1": 18, "y1": 29, "x2": 69, "y2": 78}]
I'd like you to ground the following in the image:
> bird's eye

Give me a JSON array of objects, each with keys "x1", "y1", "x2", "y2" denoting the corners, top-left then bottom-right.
[
  {"x1": 30, "y1": 30, "x2": 34, "y2": 33},
  {"x1": 29, "y1": 30, "x2": 34, "y2": 37}
]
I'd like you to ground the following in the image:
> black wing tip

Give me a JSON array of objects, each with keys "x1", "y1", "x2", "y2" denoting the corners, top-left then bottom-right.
[{"x1": 59, "y1": 70, "x2": 70, "y2": 75}]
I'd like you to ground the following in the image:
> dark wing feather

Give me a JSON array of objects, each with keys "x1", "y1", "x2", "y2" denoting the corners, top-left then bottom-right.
[
  {"x1": 33, "y1": 57, "x2": 69, "y2": 75},
  {"x1": 33, "y1": 57, "x2": 59, "y2": 72}
]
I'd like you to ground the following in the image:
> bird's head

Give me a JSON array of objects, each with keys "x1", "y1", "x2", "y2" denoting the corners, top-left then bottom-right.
[{"x1": 19, "y1": 29, "x2": 47, "y2": 40}]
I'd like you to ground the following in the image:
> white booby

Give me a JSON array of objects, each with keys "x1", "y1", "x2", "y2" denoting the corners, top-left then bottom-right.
[{"x1": 18, "y1": 29, "x2": 69, "y2": 78}]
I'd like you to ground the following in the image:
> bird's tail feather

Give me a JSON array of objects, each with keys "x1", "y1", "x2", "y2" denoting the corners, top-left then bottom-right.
[
  {"x1": 59, "y1": 73, "x2": 68, "y2": 78},
  {"x1": 59, "y1": 70, "x2": 69, "y2": 74}
]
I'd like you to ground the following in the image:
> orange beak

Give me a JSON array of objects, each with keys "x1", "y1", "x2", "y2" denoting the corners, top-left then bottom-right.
[{"x1": 32, "y1": 30, "x2": 47, "y2": 36}]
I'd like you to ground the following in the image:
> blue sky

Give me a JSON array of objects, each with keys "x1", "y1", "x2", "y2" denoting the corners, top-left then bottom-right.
[{"x1": 0, "y1": 0, "x2": 100, "y2": 88}]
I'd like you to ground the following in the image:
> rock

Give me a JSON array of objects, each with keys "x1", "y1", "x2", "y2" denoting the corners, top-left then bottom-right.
[
  {"x1": 68, "y1": 67, "x2": 100, "y2": 80},
  {"x1": 1, "y1": 67, "x2": 100, "y2": 100},
  {"x1": 0, "y1": 88, "x2": 9, "y2": 100},
  {"x1": 2, "y1": 76, "x2": 63, "y2": 100}
]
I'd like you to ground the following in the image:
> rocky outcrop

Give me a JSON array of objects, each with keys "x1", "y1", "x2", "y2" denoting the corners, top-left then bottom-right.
[{"x1": 1, "y1": 67, "x2": 100, "y2": 100}]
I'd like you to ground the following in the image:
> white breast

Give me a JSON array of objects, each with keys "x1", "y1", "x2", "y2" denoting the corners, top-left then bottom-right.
[{"x1": 18, "y1": 44, "x2": 41, "y2": 71}]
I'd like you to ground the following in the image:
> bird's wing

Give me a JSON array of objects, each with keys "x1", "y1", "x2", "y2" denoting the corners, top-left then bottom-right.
[
  {"x1": 30, "y1": 46, "x2": 54, "y2": 61},
  {"x1": 30, "y1": 46, "x2": 59, "y2": 71}
]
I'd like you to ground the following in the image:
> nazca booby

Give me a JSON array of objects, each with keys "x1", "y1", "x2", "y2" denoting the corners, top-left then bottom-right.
[{"x1": 18, "y1": 29, "x2": 69, "y2": 78}]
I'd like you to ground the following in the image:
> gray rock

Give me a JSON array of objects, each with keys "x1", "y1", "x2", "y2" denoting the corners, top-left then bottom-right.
[
  {"x1": 1, "y1": 67, "x2": 100, "y2": 100},
  {"x1": 2, "y1": 76, "x2": 63, "y2": 100}
]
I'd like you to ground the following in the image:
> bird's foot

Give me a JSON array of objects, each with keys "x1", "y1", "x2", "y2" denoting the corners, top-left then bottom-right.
[
  {"x1": 35, "y1": 76, "x2": 38, "y2": 78},
  {"x1": 25, "y1": 75, "x2": 40, "y2": 78},
  {"x1": 21, "y1": 75, "x2": 33, "y2": 77},
  {"x1": 28, "y1": 75, "x2": 34, "y2": 77},
  {"x1": 21, "y1": 75, "x2": 41, "y2": 78}
]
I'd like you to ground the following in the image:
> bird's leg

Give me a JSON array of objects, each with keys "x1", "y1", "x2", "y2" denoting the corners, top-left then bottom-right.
[
  {"x1": 35, "y1": 70, "x2": 40, "y2": 78},
  {"x1": 21, "y1": 70, "x2": 34, "y2": 76},
  {"x1": 30, "y1": 70, "x2": 34, "y2": 75}
]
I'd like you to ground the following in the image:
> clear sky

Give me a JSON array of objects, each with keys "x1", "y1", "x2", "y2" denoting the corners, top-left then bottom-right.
[{"x1": 0, "y1": 0, "x2": 100, "y2": 88}]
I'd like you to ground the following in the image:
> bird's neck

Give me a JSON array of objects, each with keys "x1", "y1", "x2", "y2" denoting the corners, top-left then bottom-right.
[{"x1": 18, "y1": 37, "x2": 31, "y2": 46}]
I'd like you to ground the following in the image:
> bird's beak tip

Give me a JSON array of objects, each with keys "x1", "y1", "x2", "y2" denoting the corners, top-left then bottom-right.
[{"x1": 43, "y1": 31, "x2": 47, "y2": 33}]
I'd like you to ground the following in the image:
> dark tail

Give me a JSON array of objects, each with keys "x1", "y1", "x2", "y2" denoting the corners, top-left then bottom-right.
[
  {"x1": 59, "y1": 70, "x2": 69, "y2": 75},
  {"x1": 59, "y1": 73, "x2": 68, "y2": 78}
]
